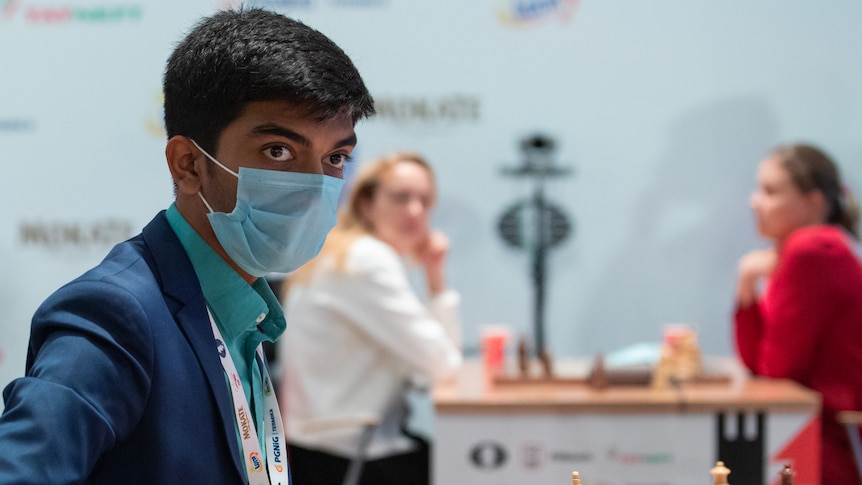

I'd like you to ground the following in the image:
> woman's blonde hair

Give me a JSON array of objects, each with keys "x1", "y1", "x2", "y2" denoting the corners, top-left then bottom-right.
[{"x1": 284, "y1": 152, "x2": 436, "y2": 295}]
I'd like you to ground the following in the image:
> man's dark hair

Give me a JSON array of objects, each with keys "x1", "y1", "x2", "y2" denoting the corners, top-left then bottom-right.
[{"x1": 163, "y1": 8, "x2": 375, "y2": 153}]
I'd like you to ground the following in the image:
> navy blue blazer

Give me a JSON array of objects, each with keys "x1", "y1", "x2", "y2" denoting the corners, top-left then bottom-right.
[{"x1": 0, "y1": 211, "x2": 248, "y2": 484}]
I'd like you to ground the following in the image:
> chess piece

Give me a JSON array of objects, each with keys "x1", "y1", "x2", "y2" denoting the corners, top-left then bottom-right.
[
  {"x1": 587, "y1": 353, "x2": 608, "y2": 389},
  {"x1": 539, "y1": 349, "x2": 554, "y2": 378},
  {"x1": 571, "y1": 471, "x2": 581, "y2": 485},
  {"x1": 518, "y1": 337, "x2": 530, "y2": 378},
  {"x1": 710, "y1": 460, "x2": 731, "y2": 485},
  {"x1": 779, "y1": 463, "x2": 794, "y2": 485}
]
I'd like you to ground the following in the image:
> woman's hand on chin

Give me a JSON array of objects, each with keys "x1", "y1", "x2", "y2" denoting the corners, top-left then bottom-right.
[
  {"x1": 735, "y1": 247, "x2": 777, "y2": 307},
  {"x1": 415, "y1": 231, "x2": 449, "y2": 295}
]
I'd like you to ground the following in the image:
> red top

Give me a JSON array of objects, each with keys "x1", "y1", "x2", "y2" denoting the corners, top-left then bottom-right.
[{"x1": 735, "y1": 225, "x2": 862, "y2": 484}]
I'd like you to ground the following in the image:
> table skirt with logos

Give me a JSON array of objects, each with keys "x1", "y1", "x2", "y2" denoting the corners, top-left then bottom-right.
[{"x1": 432, "y1": 359, "x2": 821, "y2": 485}]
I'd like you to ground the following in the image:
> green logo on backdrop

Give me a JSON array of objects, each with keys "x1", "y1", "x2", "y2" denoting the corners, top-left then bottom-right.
[{"x1": 1, "y1": 1, "x2": 142, "y2": 22}]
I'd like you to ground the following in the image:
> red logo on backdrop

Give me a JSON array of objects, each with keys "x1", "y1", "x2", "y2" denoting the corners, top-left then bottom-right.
[{"x1": 770, "y1": 417, "x2": 820, "y2": 485}]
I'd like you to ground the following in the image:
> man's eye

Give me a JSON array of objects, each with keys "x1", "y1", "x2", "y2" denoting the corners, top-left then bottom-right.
[
  {"x1": 265, "y1": 145, "x2": 293, "y2": 162},
  {"x1": 328, "y1": 153, "x2": 352, "y2": 168}
]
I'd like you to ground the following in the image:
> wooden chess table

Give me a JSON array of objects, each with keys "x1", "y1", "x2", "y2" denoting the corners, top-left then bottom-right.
[{"x1": 432, "y1": 357, "x2": 821, "y2": 485}]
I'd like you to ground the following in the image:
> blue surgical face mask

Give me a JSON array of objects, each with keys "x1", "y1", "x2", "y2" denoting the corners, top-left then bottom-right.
[{"x1": 191, "y1": 140, "x2": 344, "y2": 277}]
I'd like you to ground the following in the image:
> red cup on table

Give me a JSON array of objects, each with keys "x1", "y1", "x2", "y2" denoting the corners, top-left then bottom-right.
[{"x1": 480, "y1": 325, "x2": 511, "y2": 377}]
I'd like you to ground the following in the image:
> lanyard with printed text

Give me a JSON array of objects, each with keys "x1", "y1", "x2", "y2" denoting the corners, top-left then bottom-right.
[{"x1": 208, "y1": 309, "x2": 290, "y2": 485}]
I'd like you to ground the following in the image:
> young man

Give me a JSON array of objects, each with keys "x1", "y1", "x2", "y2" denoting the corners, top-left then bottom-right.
[{"x1": 0, "y1": 8, "x2": 374, "y2": 484}]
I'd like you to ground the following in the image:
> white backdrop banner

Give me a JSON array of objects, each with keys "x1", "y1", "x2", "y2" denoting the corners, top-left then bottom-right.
[{"x1": 2, "y1": 0, "x2": 862, "y2": 405}]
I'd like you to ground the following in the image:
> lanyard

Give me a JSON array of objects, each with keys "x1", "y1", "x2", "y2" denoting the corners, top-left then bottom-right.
[{"x1": 207, "y1": 309, "x2": 290, "y2": 485}]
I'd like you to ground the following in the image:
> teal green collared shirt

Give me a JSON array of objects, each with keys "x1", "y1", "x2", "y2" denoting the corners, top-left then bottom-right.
[{"x1": 165, "y1": 204, "x2": 285, "y2": 459}]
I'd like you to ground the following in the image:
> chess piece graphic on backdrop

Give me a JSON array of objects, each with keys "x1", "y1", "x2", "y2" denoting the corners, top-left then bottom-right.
[
  {"x1": 497, "y1": 134, "x2": 573, "y2": 357},
  {"x1": 716, "y1": 412, "x2": 765, "y2": 485}
]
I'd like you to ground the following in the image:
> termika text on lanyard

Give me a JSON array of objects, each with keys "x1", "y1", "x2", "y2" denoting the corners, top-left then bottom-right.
[{"x1": 207, "y1": 309, "x2": 290, "y2": 485}]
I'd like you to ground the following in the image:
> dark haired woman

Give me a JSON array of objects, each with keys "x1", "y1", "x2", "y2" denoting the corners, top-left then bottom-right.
[{"x1": 735, "y1": 143, "x2": 862, "y2": 484}]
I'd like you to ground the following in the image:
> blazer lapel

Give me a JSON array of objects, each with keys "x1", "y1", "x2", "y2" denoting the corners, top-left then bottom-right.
[{"x1": 141, "y1": 212, "x2": 245, "y2": 481}]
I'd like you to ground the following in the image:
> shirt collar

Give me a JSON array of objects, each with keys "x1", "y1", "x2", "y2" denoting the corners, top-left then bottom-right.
[{"x1": 165, "y1": 203, "x2": 285, "y2": 343}]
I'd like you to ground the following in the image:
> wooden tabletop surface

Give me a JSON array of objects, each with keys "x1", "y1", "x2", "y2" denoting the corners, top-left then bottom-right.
[{"x1": 434, "y1": 358, "x2": 821, "y2": 415}]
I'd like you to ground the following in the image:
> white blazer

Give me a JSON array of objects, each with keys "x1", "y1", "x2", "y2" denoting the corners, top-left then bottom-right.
[{"x1": 278, "y1": 235, "x2": 462, "y2": 459}]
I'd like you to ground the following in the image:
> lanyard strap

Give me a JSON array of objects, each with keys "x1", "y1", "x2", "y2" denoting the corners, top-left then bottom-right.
[{"x1": 208, "y1": 309, "x2": 290, "y2": 485}]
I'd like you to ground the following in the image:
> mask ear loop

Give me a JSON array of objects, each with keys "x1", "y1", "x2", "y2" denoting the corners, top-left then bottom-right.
[
  {"x1": 198, "y1": 192, "x2": 215, "y2": 214},
  {"x1": 190, "y1": 139, "x2": 239, "y2": 177},
  {"x1": 190, "y1": 138, "x2": 239, "y2": 214}
]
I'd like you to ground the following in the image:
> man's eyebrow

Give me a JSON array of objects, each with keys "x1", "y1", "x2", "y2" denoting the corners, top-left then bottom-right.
[
  {"x1": 335, "y1": 133, "x2": 358, "y2": 148},
  {"x1": 251, "y1": 125, "x2": 311, "y2": 147},
  {"x1": 251, "y1": 125, "x2": 358, "y2": 149}
]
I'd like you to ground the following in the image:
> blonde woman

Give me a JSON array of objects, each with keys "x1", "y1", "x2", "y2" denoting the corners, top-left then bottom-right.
[{"x1": 279, "y1": 152, "x2": 462, "y2": 485}]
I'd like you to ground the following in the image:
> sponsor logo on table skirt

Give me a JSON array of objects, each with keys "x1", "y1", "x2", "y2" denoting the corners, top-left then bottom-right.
[{"x1": 469, "y1": 440, "x2": 595, "y2": 471}]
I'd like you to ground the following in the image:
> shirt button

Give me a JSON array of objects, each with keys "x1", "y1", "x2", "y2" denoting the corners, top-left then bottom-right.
[{"x1": 256, "y1": 313, "x2": 266, "y2": 323}]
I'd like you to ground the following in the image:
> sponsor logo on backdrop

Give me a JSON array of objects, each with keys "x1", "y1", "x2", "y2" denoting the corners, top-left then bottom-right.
[
  {"x1": 238, "y1": 0, "x2": 312, "y2": 9},
  {"x1": 1, "y1": 1, "x2": 142, "y2": 23},
  {"x1": 607, "y1": 446, "x2": 674, "y2": 464},
  {"x1": 497, "y1": 0, "x2": 578, "y2": 27},
  {"x1": 228, "y1": 0, "x2": 387, "y2": 9},
  {"x1": 373, "y1": 94, "x2": 481, "y2": 125},
  {"x1": 2, "y1": 0, "x2": 20, "y2": 17},
  {"x1": 330, "y1": 0, "x2": 387, "y2": 6},
  {"x1": 469, "y1": 440, "x2": 507, "y2": 470},
  {"x1": 0, "y1": 118, "x2": 35, "y2": 132},
  {"x1": 19, "y1": 219, "x2": 134, "y2": 250}
]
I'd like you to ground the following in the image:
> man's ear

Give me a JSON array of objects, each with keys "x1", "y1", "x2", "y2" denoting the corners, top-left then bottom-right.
[{"x1": 166, "y1": 136, "x2": 203, "y2": 196}]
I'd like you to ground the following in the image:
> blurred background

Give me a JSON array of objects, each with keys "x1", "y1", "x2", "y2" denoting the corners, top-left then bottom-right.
[{"x1": 2, "y1": 0, "x2": 861, "y2": 406}]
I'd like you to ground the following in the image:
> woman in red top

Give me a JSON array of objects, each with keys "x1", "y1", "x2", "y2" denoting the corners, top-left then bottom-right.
[{"x1": 735, "y1": 143, "x2": 862, "y2": 484}]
